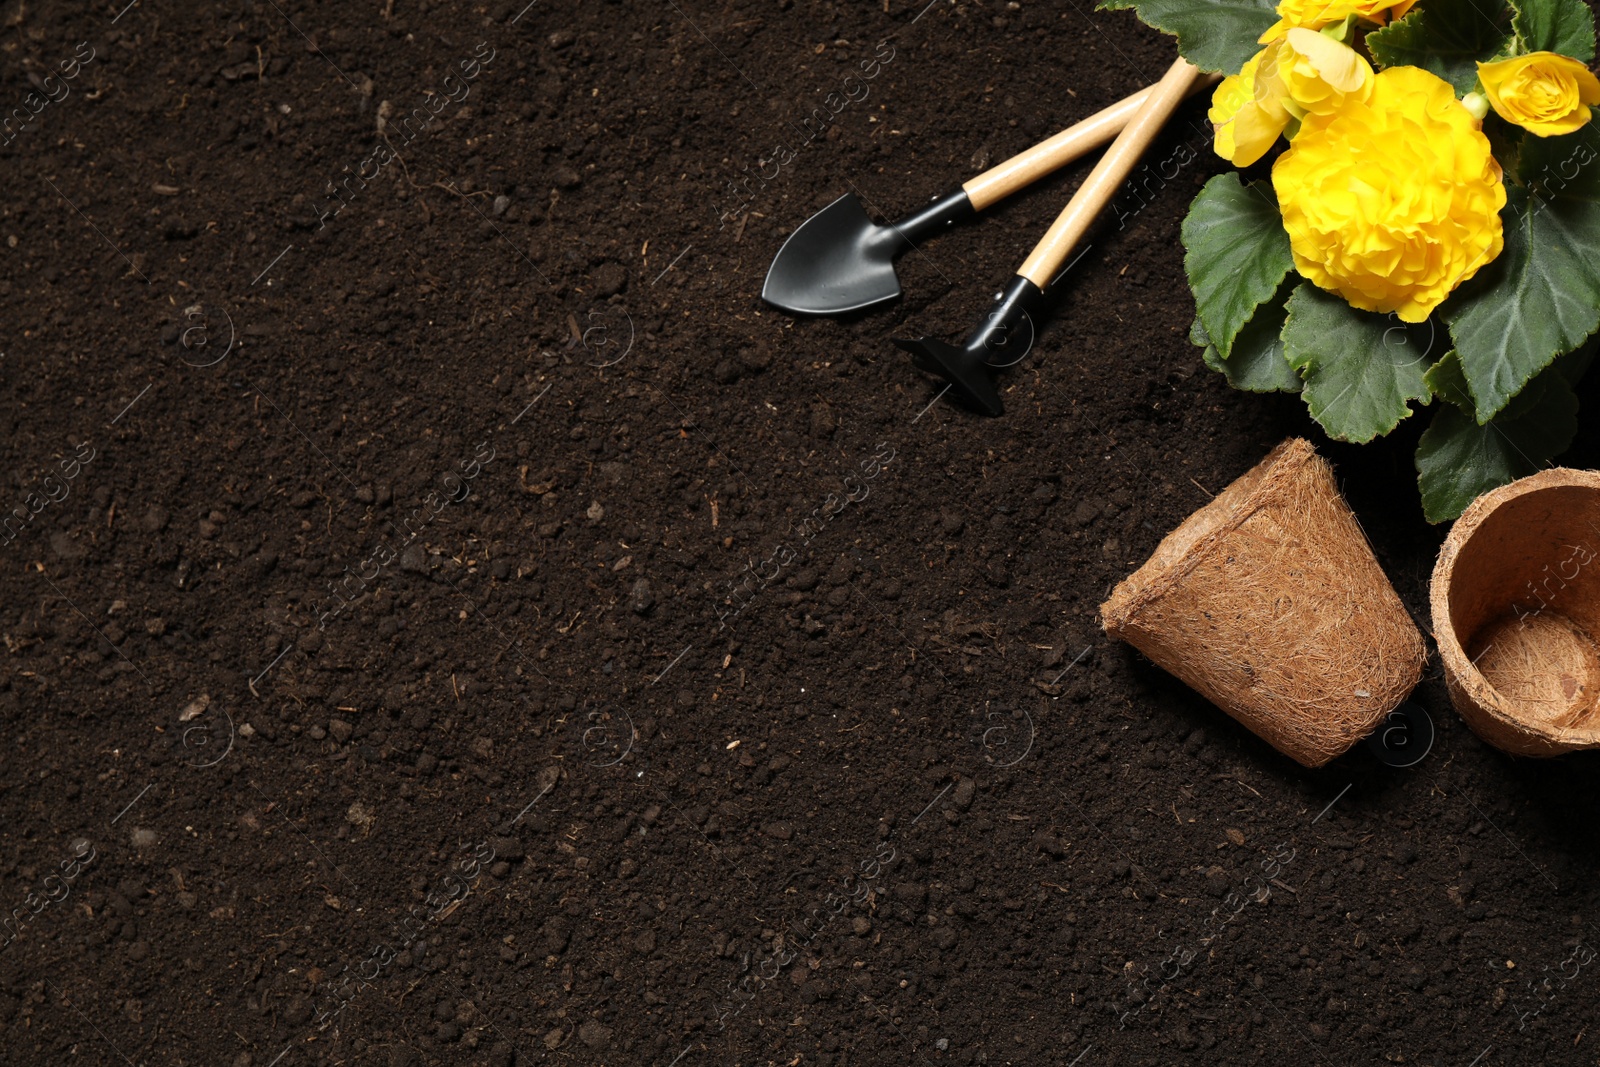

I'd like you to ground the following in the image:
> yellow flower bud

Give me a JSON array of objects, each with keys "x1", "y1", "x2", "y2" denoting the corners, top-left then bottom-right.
[
  {"x1": 1209, "y1": 34, "x2": 1372, "y2": 166},
  {"x1": 1272, "y1": 67, "x2": 1506, "y2": 323},
  {"x1": 1260, "y1": 0, "x2": 1416, "y2": 43},
  {"x1": 1269, "y1": 29, "x2": 1374, "y2": 116},
  {"x1": 1210, "y1": 51, "x2": 1289, "y2": 166},
  {"x1": 1477, "y1": 52, "x2": 1600, "y2": 137}
]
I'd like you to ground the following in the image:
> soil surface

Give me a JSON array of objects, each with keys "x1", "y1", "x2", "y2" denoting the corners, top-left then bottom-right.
[{"x1": 3, "y1": 2, "x2": 1600, "y2": 1066}]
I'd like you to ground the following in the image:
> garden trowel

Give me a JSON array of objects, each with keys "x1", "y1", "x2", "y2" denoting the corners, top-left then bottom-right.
[
  {"x1": 761, "y1": 75, "x2": 1215, "y2": 316},
  {"x1": 895, "y1": 56, "x2": 1205, "y2": 416}
]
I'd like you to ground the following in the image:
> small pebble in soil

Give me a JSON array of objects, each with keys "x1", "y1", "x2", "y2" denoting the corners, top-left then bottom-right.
[
  {"x1": 592, "y1": 262, "x2": 627, "y2": 297},
  {"x1": 629, "y1": 579, "x2": 654, "y2": 615},
  {"x1": 577, "y1": 1019, "x2": 612, "y2": 1049},
  {"x1": 490, "y1": 836, "x2": 524, "y2": 861},
  {"x1": 1033, "y1": 832, "x2": 1065, "y2": 858}
]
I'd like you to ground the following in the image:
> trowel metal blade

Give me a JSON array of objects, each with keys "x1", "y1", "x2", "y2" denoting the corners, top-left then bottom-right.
[{"x1": 762, "y1": 195, "x2": 905, "y2": 316}]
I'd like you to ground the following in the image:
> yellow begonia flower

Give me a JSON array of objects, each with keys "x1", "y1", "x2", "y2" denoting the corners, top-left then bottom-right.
[
  {"x1": 1209, "y1": 31, "x2": 1373, "y2": 166},
  {"x1": 1272, "y1": 66, "x2": 1506, "y2": 322},
  {"x1": 1478, "y1": 52, "x2": 1600, "y2": 137},
  {"x1": 1270, "y1": 29, "x2": 1375, "y2": 115},
  {"x1": 1260, "y1": 0, "x2": 1417, "y2": 43},
  {"x1": 1210, "y1": 52, "x2": 1285, "y2": 166}
]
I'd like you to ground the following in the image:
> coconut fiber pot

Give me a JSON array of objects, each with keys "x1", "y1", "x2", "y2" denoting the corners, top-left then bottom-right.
[
  {"x1": 1431, "y1": 467, "x2": 1600, "y2": 756},
  {"x1": 1101, "y1": 438, "x2": 1427, "y2": 767}
]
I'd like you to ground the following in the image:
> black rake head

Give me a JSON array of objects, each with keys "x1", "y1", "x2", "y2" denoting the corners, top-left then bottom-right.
[
  {"x1": 895, "y1": 275, "x2": 1045, "y2": 418},
  {"x1": 893, "y1": 336, "x2": 1009, "y2": 416}
]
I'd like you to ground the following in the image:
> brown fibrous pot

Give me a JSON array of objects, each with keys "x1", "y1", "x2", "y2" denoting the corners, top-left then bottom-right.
[
  {"x1": 1102, "y1": 438, "x2": 1427, "y2": 767},
  {"x1": 1431, "y1": 467, "x2": 1600, "y2": 757}
]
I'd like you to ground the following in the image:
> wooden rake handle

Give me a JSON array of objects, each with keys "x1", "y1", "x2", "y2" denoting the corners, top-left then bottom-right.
[
  {"x1": 1018, "y1": 57, "x2": 1205, "y2": 289},
  {"x1": 962, "y1": 70, "x2": 1219, "y2": 212}
]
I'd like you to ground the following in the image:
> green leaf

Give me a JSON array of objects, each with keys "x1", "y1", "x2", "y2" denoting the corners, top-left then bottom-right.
[
  {"x1": 1415, "y1": 367, "x2": 1580, "y2": 522},
  {"x1": 1367, "y1": 0, "x2": 1514, "y2": 93},
  {"x1": 1443, "y1": 127, "x2": 1600, "y2": 421},
  {"x1": 1511, "y1": 0, "x2": 1596, "y2": 62},
  {"x1": 1096, "y1": 0, "x2": 1276, "y2": 74},
  {"x1": 1182, "y1": 175, "x2": 1295, "y2": 361},
  {"x1": 1192, "y1": 285, "x2": 1301, "y2": 393},
  {"x1": 1424, "y1": 351, "x2": 1475, "y2": 409},
  {"x1": 1281, "y1": 285, "x2": 1437, "y2": 443}
]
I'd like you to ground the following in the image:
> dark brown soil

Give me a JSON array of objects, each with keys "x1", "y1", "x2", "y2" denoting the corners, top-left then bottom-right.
[{"x1": 4, "y1": 2, "x2": 1600, "y2": 1066}]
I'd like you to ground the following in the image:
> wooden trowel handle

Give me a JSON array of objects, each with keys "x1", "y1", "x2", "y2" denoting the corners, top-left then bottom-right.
[
  {"x1": 962, "y1": 70, "x2": 1219, "y2": 212},
  {"x1": 1018, "y1": 57, "x2": 1203, "y2": 289}
]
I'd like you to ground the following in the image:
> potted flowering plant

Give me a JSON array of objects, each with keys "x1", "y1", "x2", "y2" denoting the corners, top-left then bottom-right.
[{"x1": 1104, "y1": 0, "x2": 1599, "y2": 520}]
